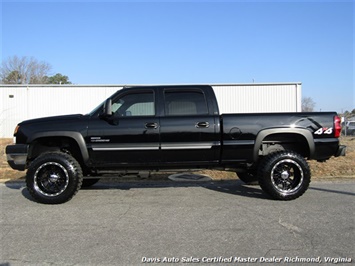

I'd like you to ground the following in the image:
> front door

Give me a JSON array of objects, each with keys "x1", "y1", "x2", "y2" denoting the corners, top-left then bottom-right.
[{"x1": 87, "y1": 89, "x2": 160, "y2": 167}]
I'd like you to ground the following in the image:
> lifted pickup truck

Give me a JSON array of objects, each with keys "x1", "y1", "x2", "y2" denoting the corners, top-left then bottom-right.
[{"x1": 6, "y1": 85, "x2": 346, "y2": 204}]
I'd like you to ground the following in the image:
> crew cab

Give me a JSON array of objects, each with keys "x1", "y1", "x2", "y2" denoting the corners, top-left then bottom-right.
[{"x1": 6, "y1": 85, "x2": 346, "y2": 203}]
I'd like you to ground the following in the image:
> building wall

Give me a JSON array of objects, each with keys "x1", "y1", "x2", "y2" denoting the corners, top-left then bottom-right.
[
  {"x1": 212, "y1": 83, "x2": 301, "y2": 114},
  {"x1": 0, "y1": 83, "x2": 301, "y2": 138}
]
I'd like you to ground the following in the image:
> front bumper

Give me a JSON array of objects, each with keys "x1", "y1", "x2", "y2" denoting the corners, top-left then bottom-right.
[{"x1": 6, "y1": 144, "x2": 29, "y2": 171}]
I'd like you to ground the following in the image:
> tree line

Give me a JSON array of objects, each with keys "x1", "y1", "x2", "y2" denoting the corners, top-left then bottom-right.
[{"x1": 0, "y1": 56, "x2": 71, "y2": 84}]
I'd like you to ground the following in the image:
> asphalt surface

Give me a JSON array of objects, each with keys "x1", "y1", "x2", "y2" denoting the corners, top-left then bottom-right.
[{"x1": 0, "y1": 179, "x2": 354, "y2": 266}]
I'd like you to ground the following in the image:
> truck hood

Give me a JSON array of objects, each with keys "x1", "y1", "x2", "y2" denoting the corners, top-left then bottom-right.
[
  {"x1": 16, "y1": 114, "x2": 90, "y2": 144},
  {"x1": 20, "y1": 114, "x2": 85, "y2": 125}
]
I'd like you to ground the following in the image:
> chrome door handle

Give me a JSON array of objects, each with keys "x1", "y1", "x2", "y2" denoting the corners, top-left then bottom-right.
[
  {"x1": 196, "y1": 122, "x2": 209, "y2": 128},
  {"x1": 145, "y1": 122, "x2": 158, "y2": 129}
]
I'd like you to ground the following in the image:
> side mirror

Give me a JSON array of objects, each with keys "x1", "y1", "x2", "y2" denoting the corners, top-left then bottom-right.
[
  {"x1": 101, "y1": 98, "x2": 119, "y2": 125},
  {"x1": 103, "y1": 98, "x2": 112, "y2": 117}
]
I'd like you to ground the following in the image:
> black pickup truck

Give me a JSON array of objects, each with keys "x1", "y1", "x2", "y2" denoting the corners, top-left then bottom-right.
[{"x1": 6, "y1": 85, "x2": 346, "y2": 204}]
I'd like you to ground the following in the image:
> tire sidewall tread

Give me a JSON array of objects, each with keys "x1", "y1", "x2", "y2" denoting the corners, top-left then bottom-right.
[
  {"x1": 26, "y1": 152, "x2": 83, "y2": 204},
  {"x1": 258, "y1": 151, "x2": 311, "y2": 200}
]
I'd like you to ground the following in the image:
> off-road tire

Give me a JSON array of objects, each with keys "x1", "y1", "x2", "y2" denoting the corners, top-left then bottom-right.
[
  {"x1": 26, "y1": 152, "x2": 83, "y2": 204},
  {"x1": 258, "y1": 151, "x2": 310, "y2": 200}
]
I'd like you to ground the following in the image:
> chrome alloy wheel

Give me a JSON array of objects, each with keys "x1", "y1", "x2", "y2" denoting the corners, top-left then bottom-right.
[
  {"x1": 270, "y1": 159, "x2": 304, "y2": 195},
  {"x1": 34, "y1": 162, "x2": 70, "y2": 197}
]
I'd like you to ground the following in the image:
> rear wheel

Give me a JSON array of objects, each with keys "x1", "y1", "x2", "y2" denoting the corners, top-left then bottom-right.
[
  {"x1": 258, "y1": 151, "x2": 310, "y2": 200},
  {"x1": 26, "y1": 152, "x2": 83, "y2": 204}
]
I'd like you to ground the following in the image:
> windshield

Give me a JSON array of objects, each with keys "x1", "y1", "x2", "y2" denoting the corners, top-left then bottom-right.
[
  {"x1": 88, "y1": 89, "x2": 122, "y2": 116},
  {"x1": 88, "y1": 99, "x2": 105, "y2": 116}
]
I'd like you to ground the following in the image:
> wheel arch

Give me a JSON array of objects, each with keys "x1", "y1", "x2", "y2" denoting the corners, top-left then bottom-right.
[
  {"x1": 28, "y1": 132, "x2": 89, "y2": 166},
  {"x1": 253, "y1": 128, "x2": 315, "y2": 161}
]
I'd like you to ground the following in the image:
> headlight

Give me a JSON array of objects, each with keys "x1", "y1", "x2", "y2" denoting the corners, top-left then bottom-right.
[{"x1": 14, "y1": 125, "x2": 20, "y2": 135}]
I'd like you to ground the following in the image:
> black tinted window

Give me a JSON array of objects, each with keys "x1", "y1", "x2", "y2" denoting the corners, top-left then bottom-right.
[
  {"x1": 164, "y1": 90, "x2": 208, "y2": 116},
  {"x1": 112, "y1": 91, "x2": 155, "y2": 116}
]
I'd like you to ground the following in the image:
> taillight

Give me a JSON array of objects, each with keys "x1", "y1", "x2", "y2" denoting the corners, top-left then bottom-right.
[{"x1": 334, "y1": 116, "x2": 341, "y2": 138}]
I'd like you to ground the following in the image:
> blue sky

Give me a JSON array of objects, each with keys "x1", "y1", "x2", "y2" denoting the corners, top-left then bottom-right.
[{"x1": 1, "y1": 0, "x2": 354, "y2": 113}]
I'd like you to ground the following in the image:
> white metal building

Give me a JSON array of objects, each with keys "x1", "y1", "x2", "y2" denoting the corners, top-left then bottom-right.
[{"x1": 0, "y1": 83, "x2": 301, "y2": 138}]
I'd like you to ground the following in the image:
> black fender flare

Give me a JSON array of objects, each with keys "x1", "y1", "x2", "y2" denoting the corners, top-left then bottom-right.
[
  {"x1": 28, "y1": 131, "x2": 89, "y2": 164},
  {"x1": 253, "y1": 128, "x2": 315, "y2": 161}
]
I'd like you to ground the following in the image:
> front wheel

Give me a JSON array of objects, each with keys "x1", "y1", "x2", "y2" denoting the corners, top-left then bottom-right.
[
  {"x1": 258, "y1": 151, "x2": 310, "y2": 200},
  {"x1": 26, "y1": 152, "x2": 83, "y2": 204}
]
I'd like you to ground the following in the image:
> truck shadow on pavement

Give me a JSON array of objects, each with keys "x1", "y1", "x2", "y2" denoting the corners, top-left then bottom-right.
[
  {"x1": 5, "y1": 179, "x2": 355, "y2": 203},
  {"x1": 309, "y1": 186, "x2": 355, "y2": 197},
  {"x1": 4, "y1": 179, "x2": 270, "y2": 202},
  {"x1": 82, "y1": 179, "x2": 270, "y2": 200},
  {"x1": 80, "y1": 180, "x2": 355, "y2": 198}
]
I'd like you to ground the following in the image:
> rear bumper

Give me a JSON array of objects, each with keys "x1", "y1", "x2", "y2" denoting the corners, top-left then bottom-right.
[
  {"x1": 313, "y1": 138, "x2": 345, "y2": 161},
  {"x1": 335, "y1": 145, "x2": 346, "y2": 157},
  {"x1": 6, "y1": 144, "x2": 29, "y2": 171}
]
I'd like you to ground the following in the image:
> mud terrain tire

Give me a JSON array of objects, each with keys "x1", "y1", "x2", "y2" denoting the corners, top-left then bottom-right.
[
  {"x1": 258, "y1": 151, "x2": 311, "y2": 200},
  {"x1": 26, "y1": 152, "x2": 83, "y2": 204}
]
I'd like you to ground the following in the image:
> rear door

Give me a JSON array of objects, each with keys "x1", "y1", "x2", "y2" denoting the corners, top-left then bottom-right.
[{"x1": 159, "y1": 87, "x2": 219, "y2": 165}]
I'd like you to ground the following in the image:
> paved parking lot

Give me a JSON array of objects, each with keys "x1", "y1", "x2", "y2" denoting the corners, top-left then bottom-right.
[{"x1": 1, "y1": 179, "x2": 354, "y2": 265}]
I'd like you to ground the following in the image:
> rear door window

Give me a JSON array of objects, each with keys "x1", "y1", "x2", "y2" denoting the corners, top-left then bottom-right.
[{"x1": 164, "y1": 90, "x2": 208, "y2": 116}]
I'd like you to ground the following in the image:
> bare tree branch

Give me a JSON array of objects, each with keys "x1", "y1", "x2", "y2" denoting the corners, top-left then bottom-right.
[
  {"x1": 0, "y1": 55, "x2": 52, "y2": 84},
  {"x1": 302, "y1": 97, "x2": 316, "y2": 112}
]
